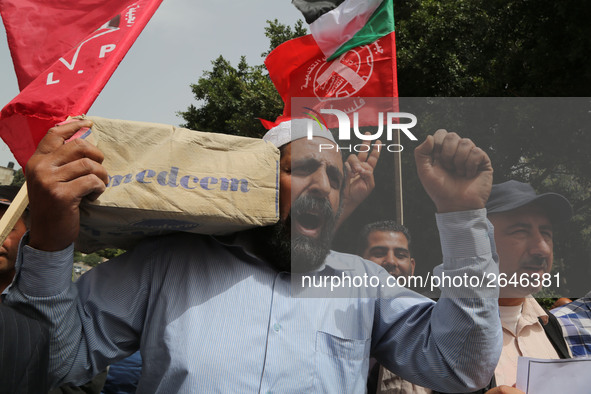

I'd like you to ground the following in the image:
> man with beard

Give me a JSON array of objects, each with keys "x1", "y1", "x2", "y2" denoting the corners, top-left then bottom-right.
[
  {"x1": 479, "y1": 180, "x2": 573, "y2": 394},
  {"x1": 5, "y1": 119, "x2": 502, "y2": 393}
]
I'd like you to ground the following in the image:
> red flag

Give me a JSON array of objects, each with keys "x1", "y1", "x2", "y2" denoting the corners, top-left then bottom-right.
[
  {"x1": 264, "y1": 32, "x2": 398, "y2": 127},
  {"x1": 0, "y1": 0, "x2": 163, "y2": 167}
]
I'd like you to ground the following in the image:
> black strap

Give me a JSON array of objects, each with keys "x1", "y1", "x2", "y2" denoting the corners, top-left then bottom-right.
[{"x1": 539, "y1": 310, "x2": 571, "y2": 359}]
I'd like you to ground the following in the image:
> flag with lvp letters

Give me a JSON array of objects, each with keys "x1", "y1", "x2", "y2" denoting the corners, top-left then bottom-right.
[{"x1": 0, "y1": 0, "x2": 163, "y2": 167}]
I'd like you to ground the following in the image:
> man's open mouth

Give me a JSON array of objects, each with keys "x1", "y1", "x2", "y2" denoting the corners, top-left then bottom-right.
[{"x1": 294, "y1": 210, "x2": 325, "y2": 238}]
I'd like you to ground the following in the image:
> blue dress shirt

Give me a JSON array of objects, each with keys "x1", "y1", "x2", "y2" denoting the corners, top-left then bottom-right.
[{"x1": 6, "y1": 209, "x2": 501, "y2": 393}]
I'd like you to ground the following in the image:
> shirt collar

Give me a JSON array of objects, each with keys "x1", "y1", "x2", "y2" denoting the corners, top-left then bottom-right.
[{"x1": 522, "y1": 295, "x2": 550, "y2": 325}]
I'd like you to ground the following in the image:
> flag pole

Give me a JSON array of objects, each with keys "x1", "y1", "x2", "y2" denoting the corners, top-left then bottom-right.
[
  {"x1": 0, "y1": 182, "x2": 28, "y2": 245},
  {"x1": 394, "y1": 129, "x2": 403, "y2": 225}
]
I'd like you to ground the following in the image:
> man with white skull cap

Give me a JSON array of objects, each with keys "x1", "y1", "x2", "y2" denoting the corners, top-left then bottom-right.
[{"x1": 5, "y1": 119, "x2": 502, "y2": 393}]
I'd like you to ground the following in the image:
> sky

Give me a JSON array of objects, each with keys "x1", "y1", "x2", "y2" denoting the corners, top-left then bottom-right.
[{"x1": 0, "y1": 0, "x2": 303, "y2": 169}]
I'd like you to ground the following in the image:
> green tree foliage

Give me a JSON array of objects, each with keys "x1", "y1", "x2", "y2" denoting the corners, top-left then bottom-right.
[
  {"x1": 82, "y1": 253, "x2": 104, "y2": 267},
  {"x1": 74, "y1": 250, "x2": 84, "y2": 263},
  {"x1": 178, "y1": 20, "x2": 306, "y2": 138},
  {"x1": 261, "y1": 19, "x2": 307, "y2": 57},
  {"x1": 73, "y1": 251, "x2": 104, "y2": 267},
  {"x1": 74, "y1": 249, "x2": 124, "y2": 268},
  {"x1": 95, "y1": 248, "x2": 126, "y2": 260},
  {"x1": 10, "y1": 168, "x2": 24, "y2": 187},
  {"x1": 394, "y1": 0, "x2": 494, "y2": 96},
  {"x1": 178, "y1": 56, "x2": 283, "y2": 138},
  {"x1": 395, "y1": 0, "x2": 591, "y2": 97}
]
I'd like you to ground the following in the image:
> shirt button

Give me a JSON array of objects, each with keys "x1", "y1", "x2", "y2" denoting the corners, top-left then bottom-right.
[{"x1": 273, "y1": 323, "x2": 281, "y2": 332}]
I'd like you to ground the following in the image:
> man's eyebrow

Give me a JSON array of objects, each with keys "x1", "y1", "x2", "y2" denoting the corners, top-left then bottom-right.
[
  {"x1": 326, "y1": 163, "x2": 344, "y2": 182},
  {"x1": 540, "y1": 224, "x2": 554, "y2": 232},
  {"x1": 506, "y1": 222, "x2": 532, "y2": 230},
  {"x1": 506, "y1": 222, "x2": 554, "y2": 232},
  {"x1": 292, "y1": 157, "x2": 343, "y2": 180},
  {"x1": 368, "y1": 246, "x2": 410, "y2": 253},
  {"x1": 368, "y1": 246, "x2": 388, "y2": 254},
  {"x1": 291, "y1": 157, "x2": 320, "y2": 169}
]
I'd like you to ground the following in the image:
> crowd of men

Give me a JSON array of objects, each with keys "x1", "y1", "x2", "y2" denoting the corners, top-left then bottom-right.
[{"x1": 0, "y1": 118, "x2": 590, "y2": 394}]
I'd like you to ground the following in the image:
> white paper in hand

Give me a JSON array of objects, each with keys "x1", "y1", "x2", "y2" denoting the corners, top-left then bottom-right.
[{"x1": 516, "y1": 356, "x2": 591, "y2": 393}]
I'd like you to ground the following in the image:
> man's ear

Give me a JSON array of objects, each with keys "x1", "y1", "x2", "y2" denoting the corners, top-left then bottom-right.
[{"x1": 410, "y1": 258, "x2": 416, "y2": 276}]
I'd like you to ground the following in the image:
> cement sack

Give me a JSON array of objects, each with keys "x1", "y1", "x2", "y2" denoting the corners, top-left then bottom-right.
[{"x1": 75, "y1": 116, "x2": 280, "y2": 252}]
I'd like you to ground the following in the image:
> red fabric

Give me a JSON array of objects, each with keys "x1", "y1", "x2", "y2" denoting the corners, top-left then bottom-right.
[
  {"x1": 258, "y1": 115, "x2": 292, "y2": 130},
  {"x1": 0, "y1": 0, "x2": 163, "y2": 167},
  {"x1": 264, "y1": 32, "x2": 398, "y2": 127},
  {"x1": 258, "y1": 117, "x2": 281, "y2": 130}
]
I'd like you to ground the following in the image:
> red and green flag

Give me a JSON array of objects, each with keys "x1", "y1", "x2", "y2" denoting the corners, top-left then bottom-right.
[
  {"x1": 265, "y1": 0, "x2": 398, "y2": 127},
  {"x1": 292, "y1": 0, "x2": 395, "y2": 60}
]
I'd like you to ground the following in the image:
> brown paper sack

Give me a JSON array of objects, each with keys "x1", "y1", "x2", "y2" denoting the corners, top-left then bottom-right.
[{"x1": 75, "y1": 116, "x2": 280, "y2": 252}]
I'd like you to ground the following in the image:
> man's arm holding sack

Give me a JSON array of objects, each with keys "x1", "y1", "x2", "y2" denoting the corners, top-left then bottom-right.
[{"x1": 5, "y1": 120, "x2": 121, "y2": 386}]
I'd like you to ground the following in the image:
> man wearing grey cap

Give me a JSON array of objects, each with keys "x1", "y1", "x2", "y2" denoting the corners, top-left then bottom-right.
[
  {"x1": 481, "y1": 180, "x2": 573, "y2": 394},
  {"x1": 6, "y1": 120, "x2": 501, "y2": 393}
]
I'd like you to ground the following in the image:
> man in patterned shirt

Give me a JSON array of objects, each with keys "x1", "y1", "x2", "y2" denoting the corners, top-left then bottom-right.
[{"x1": 552, "y1": 292, "x2": 591, "y2": 357}]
